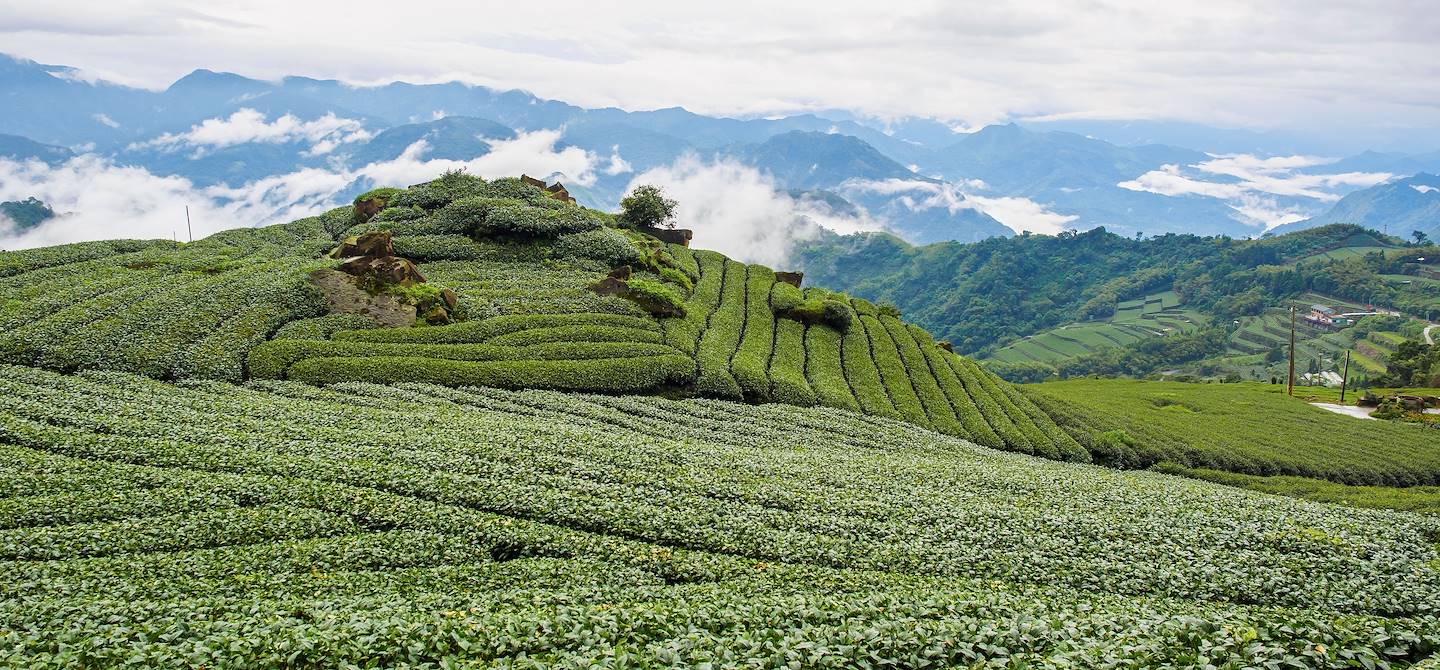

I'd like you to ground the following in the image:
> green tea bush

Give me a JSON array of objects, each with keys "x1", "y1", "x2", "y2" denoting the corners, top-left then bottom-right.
[
  {"x1": 496, "y1": 205, "x2": 602, "y2": 240},
  {"x1": 622, "y1": 279, "x2": 687, "y2": 318},
  {"x1": 802, "y1": 321, "x2": 860, "y2": 412},
  {"x1": 554, "y1": 228, "x2": 641, "y2": 266},
  {"x1": 249, "y1": 338, "x2": 681, "y2": 379},
  {"x1": 390, "y1": 170, "x2": 488, "y2": 210},
  {"x1": 731, "y1": 266, "x2": 776, "y2": 401},
  {"x1": 860, "y1": 315, "x2": 930, "y2": 429},
  {"x1": 485, "y1": 324, "x2": 663, "y2": 347},
  {"x1": 657, "y1": 267, "x2": 693, "y2": 293},
  {"x1": 272, "y1": 314, "x2": 379, "y2": 341},
  {"x1": 390, "y1": 234, "x2": 489, "y2": 261},
  {"x1": 1, "y1": 364, "x2": 1439, "y2": 666},
  {"x1": 769, "y1": 318, "x2": 815, "y2": 406},
  {"x1": 693, "y1": 259, "x2": 746, "y2": 399},
  {"x1": 372, "y1": 206, "x2": 426, "y2": 223},
  {"x1": 287, "y1": 353, "x2": 695, "y2": 391}
]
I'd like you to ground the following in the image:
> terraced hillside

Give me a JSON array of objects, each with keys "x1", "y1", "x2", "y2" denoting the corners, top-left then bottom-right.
[
  {"x1": 0, "y1": 173, "x2": 1083, "y2": 461},
  {"x1": 987, "y1": 291, "x2": 1206, "y2": 365},
  {"x1": 3, "y1": 364, "x2": 1439, "y2": 666}
]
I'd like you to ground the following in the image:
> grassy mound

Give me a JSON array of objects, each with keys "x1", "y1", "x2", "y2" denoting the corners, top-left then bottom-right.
[
  {"x1": 0, "y1": 173, "x2": 1082, "y2": 460},
  {"x1": 2, "y1": 364, "x2": 1438, "y2": 666}
]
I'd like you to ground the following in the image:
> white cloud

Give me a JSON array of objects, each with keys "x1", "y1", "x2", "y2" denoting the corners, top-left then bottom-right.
[
  {"x1": 129, "y1": 108, "x2": 373, "y2": 156},
  {"x1": 602, "y1": 145, "x2": 632, "y2": 175},
  {"x1": 1414, "y1": 184, "x2": 1438, "y2": 194},
  {"x1": 354, "y1": 129, "x2": 602, "y2": 187},
  {"x1": 5, "y1": 1, "x2": 1440, "y2": 138},
  {"x1": 841, "y1": 178, "x2": 1077, "y2": 235},
  {"x1": 626, "y1": 155, "x2": 881, "y2": 266},
  {"x1": 0, "y1": 155, "x2": 336, "y2": 249},
  {"x1": 91, "y1": 113, "x2": 120, "y2": 129},
  {"x1": 0, "y1": 128, "x2": 609, "y2": 249},
  {"x1": 1119, "y1": 154, "x2": 1394, "y2": 230}
]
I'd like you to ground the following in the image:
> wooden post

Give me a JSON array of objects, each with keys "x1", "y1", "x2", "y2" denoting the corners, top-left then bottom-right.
[
  {"x1": 1287, "y1": 304, "x2": 1296, "y2": 397},
  {"x1": 1339, "y1": 350, "x2": 1351, "y2": 403}
]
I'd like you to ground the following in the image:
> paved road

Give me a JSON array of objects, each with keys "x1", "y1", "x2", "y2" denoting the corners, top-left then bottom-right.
[{"x1": 1427, "y1": 324, "x2": 1437, "y2": 345}]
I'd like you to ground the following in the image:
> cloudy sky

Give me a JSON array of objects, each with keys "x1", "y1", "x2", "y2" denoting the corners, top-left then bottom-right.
[{"x1": 3, "y1": 0, "x2": 1438, "y2": 132}]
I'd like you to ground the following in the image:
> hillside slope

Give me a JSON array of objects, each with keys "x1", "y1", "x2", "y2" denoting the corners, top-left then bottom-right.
[
  {"x1": 0, "y1": 173, "x2": 1083, "y2": 460},
  {"x1": 3, "y1": 364, "x2": 1438, "y2": 666}
]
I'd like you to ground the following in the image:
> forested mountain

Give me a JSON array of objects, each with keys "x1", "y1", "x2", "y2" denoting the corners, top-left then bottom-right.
[{"x1": 794, "y1": 224, "x2": 1439, "y2": 381}]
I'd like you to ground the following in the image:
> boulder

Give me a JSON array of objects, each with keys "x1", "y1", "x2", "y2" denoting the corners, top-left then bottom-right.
[
  {"x1": 440, "y1": 288, "x2": 459, "y2": 311},
  {"x1": 936, "y1": 340, "x2": 954, "y2": 353},
  {"x1": 776, "y1": 271, "x2": 804, "y2": 288},
  {"x1": 333, "y1": 230, "x2": 394, "y2": 259},
  {"x1": 352, "y1": 196, "x2": 388, "y2": 223},
  {"x1": 422, "y1": 305, "x2": 451, "y2": 325},
  {"x1": 589, "y1": 276, "x2": 629, "y2": 297},
  {"x1": 339, "y1": 255, "x2": 427, "y2": 286},
  {"x1": 608, "y1": 265, "x2": 633, "y2": 280},
  {"x1": 309, "y1": 269, "x2": 416, "y2": 328},
  {"x1": 641, "y1": 226, "x2": 693, "y2": 247}
]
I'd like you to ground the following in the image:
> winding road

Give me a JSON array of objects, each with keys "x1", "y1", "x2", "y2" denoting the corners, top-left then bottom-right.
[{"x1": 1427, "y1": 324, "x2": 1437, "y2": 345}]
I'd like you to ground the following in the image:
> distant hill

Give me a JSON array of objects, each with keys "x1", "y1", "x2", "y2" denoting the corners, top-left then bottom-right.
[
  {"x1": 793, "y1": 223, "x2": 1435, "y2": 360},
  {"x1": 0, "y1": 133, "x2": 72, "y2": 164},
  {"x1": 0, "y1": 197, "x2": 55, "y2": 230},
  {"x1": 1270, "y1": 173, "x2": 1440, "y2": 240}
]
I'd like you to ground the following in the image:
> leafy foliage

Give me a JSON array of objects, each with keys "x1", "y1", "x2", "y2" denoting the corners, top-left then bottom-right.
[
  {"x1": 617, "y1": 184, "x2": 677, "y2": 229},
  {"x1": 0, "y1": 197, "x2": 55, "y2": 230},
  {"x1": 0, "y1": 364, "x2": 1437, "y2": 666}
]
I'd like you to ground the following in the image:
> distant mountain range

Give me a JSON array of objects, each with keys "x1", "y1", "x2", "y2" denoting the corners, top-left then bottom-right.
[
  {"x1": 3, "y1": 52, "x2": 1439, "y2": 246},
  {"x1": 1271, "y1": 174, "x2": 1440, "y2": 240}
]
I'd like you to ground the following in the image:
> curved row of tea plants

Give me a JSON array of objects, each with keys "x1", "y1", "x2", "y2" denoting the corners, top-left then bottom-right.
[{"x1": 0, "y1": 364, "x2": 1437, "y2": 667}]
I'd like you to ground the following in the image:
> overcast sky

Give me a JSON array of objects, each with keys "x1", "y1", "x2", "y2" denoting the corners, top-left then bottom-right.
[{"x1": 3, "y1": 0, "x2": 1439, "y2": 132}]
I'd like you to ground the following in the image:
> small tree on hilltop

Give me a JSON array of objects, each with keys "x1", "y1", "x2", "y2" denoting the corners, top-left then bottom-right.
[
  {"x1": 1413, "y1": 230, "x2": 1430, "y2": 246},
  {"x1": 619, "y1": 185, "x2": 677, "y2": 229}
]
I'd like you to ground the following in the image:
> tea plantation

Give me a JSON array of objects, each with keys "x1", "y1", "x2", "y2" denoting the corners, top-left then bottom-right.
[
  {"x1": 2, "y1": 364, "x2": 1439, "y2": 667},
  {"x1": 3, "y1": 173, "x2": 1440, "y2": 667},
  {"x1": 0, "y1": 173, "x2": 1083, "y2": 461}
]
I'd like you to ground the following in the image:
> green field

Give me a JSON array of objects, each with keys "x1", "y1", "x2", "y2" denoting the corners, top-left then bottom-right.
[
  {"x1": 1024, "y1": 379, "x2": 1440, "y2": 485},
  {"x1": 987, "y1": 291, "x2": 1207, "y2": 365},
  {"x1": 3, "y1": 364, "x2": 1439, "y2": 666}
]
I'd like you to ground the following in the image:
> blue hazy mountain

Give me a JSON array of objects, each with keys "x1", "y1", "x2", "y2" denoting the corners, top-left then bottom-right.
[
  {"x1": 731, "y1": 131, "x2": 1011, "y2": 243},
  {"x1": 0, "y1": 133, "x2": 73, "y2": 164},
  {"x1": 1270, "y1": 174, "x2": 1440, "y2": 239},
  {"x1": 5, "y1": 51, "x2": 1438, "y2": 245}
]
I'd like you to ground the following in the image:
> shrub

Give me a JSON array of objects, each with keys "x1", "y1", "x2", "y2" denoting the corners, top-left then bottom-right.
[
  {"x1": 483, "y1": 177, "x2": 562, "y2": 206},
  {"x1": 877, "y1": 301, "x2": 902, "y2": 318},
  {"x1": 372, "y1": 206, "x2": 426, "y2": 223},
  {"x1": 272, "y1": 314, "x2": 379, "y2": 341},
  {"x1": 391, "y1": 170, "x2": 489, "y2": 210},
  {"x1": 391, "y1": 235, "x2": 489, "y2": 261},
  {"x1": 658, "y1": 267, "x2": 693, "y2": 293},
  {"x1": 334, "y1": 313, "x2": 659, "y2": 344},
  {"x1": 770, "y1": 282, "x2": 804, "y2": 312},
  {"x1": 554, "y1": 228, "x2": 641, "y2": 266},
  {"x1": 617, "y1": 184, "x2": 677, "y2": 229},
  {"x1": 480, "y1": 205, "x2": 603, "y2": 239},
  {"x1": 354, "y1": 187, "x2": 402, "y2": 206},
  {"x1": 431, "y1": 197, "x2": 522, "y2": 235},
  {"x1": 623, "y1": 279, "x2": 686, "y2": 318},
  {"x1": 287, "y1": 353, "x2": 696, "y2": 392}
]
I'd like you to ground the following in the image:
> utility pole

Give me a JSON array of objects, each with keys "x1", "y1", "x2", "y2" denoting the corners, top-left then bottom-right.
[
  {"x1": 1339, "y1": 350, "x2": 1351, "y2": 403},
  {"x1": 185, "y1": 206, "x2": 193, "y2": 243},
  {"x1": 1287, "y1": 304, "x2": 1297, "y2": 397}
]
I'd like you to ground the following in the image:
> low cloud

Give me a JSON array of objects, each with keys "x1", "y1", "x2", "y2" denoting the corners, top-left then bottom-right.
[
  {"x1": 354, "y1": 129, "x2": 602, "y2": 188},
  {"x1": 842, "y1": 178, "x2": 1077, "y2": 235},
  {"x1": 1413, "y1": 184, "x2": 1438, "y2": 194},
  {"x1": 1119, "y1": 154, "x2": 1394, "y2": 230},
  {"x1": 627, "y1": 156, "x2": 881, "y2": 266},
  {"x1": 128, "y1": 108, "x2": 373, "y2": 156},
  {"x1": 1, "y1": 129, "x2": 612, "y2": 249}
]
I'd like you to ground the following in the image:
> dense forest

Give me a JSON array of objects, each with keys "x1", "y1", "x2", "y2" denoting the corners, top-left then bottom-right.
[{"x1": 794, "y1": 224, "x2": 1439, "y2": 357}]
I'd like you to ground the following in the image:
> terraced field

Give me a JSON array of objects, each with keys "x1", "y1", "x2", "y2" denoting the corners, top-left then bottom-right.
[
  {"x1": 0, "y1": 175, "x2": 1083, "y2": 460},
  {"x1": 3, "y1": 364, "x2": 1439, "y2": 667},
  {"x1": 987, "y1": 291, "x2": 1206, "y2": 365}
]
